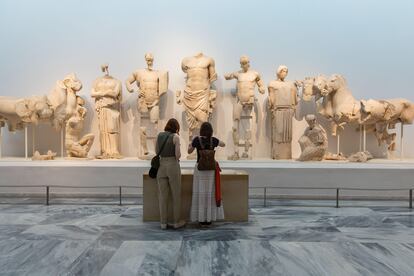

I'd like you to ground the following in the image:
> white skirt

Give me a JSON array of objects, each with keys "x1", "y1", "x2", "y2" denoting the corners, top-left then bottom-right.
[{"x1": 190, "y1": 165, "x2": 225, "y2": 222}]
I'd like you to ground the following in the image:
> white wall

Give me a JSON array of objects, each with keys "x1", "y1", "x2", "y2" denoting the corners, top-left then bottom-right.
[{"x1": 1, "y1": 0, "x2": 413, "y2": 159}]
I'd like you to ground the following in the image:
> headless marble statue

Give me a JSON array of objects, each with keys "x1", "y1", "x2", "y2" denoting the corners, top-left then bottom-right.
[
  {"x1": 91, "y1": 64, "x2": 122, "y2": 159},
  {"x1": 225, "y1": 55, "x2": 265, "y2": 160},
  {"x1": 268, "y1": 65, "x2": 298, "y2": 159},
  {"x1": 298, "y1": 114, "x2": 328, "y2": 161},
  {"x1": 126, "y1": 53, "x2": 168, "y2": 159},
  {"x1": 176, "y1": 52, "x2": 217, "y2": 158}
]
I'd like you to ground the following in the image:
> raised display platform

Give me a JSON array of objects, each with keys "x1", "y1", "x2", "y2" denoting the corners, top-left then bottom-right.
[{"x1": 0, "y1": 158, "x2": 413, "y2": 199}]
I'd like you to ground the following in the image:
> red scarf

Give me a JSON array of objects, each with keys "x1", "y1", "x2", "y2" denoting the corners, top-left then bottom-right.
[{"x1": 215, "y1": 162, "x2": 222, "y2": 207}]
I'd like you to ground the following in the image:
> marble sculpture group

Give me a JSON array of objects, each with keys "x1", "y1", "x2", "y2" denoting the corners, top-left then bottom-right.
[{"x1": 1, "y1": 53, "x2": 412, "y2": 161}]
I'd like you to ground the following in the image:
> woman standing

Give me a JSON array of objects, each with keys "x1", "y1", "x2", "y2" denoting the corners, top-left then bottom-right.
[
  {"x1": 188, "y1": 122, "x2": 225, "y2": 226},
  {"x1": 156, "y1": 118, "x2": 185, "y2": 230}
]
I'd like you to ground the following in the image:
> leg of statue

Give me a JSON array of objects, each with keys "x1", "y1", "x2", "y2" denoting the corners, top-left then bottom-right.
[
  {"x1": 331, "y1": 121, "x2": 338, "y2": 136},
  {"x1": 78, "y1": 133, "x2": 95, "y2": 154},
  {"x1": 228, "y1": 102, "x2": 242, "y2": 160},
  {"x1": 108, "y1": 133, "x2": 122, "y2": 159},
  {"x1": 140, "y1": 126, "x2": 149, "y2": 156},
  {"x1": 187, "y1": 127, "x2": 198, "y2": 160},
  {"x1": 149, "y1": 105, "x2": 159, "y2": 125},
  {"x1": 242, "y1": 129, "x2": 251, "y2": 159},
  {"x1": 228, "y1": 126, "x2": 240, "y2": 160}
]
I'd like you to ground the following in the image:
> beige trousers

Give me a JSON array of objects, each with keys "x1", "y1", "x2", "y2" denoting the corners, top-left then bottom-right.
[{"x1": 156, "y1": 157, "x2": 182, "y2": 225}]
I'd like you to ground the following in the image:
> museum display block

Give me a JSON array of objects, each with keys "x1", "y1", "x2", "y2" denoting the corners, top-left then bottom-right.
[{"x1": 143, "y1": 169, "x2": 249, "y2": 222}]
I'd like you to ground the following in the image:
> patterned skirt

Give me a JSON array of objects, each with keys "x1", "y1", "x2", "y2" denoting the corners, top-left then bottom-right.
[{"x1": 190, "y1": 165, "x2": 225, "y2": 222}]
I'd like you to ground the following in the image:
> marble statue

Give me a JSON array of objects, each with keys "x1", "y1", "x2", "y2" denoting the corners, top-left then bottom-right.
[
  {"x1": 348, "y1": 151, "x2": 373, "y2": 162},
  {"x1": 302, "y1": 74, "x2": 414, "y2": 153},
  {"x1": 268, "y1": 65, "x2": 299, "y2": 159},
  {"x1": 32, "y1": 150, "x2": 56, "y2": 161},
  {"x1": 225, "y1": 55, "x2": 265, "y2": 160},
  {"x1": 0, "y1": 73, "x2": 82, "y2": 132},
  {"x1": 298, "y1": 114, "x2": 328, "y2": 161},
  {"x1": 91, "y1": 64, "x2": 122, "y2": 159},
  {"x1": 65, "y1": 97, "x2": 95, "y2": 158},
  {"x1": 176, "y1": 52, "x2": 217, "y2": 146},
  {"x1": 126, "y1": 53, "x2": 168, "y2": 158}
]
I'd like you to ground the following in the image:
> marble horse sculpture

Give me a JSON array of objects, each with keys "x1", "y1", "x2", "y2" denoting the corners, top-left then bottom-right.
[
  {"x1": 0, "y1": 73, "x2": 83, "y2": 132},
  {"x1": 301, "y1": 74, "x2": 414, "y2": 152}
]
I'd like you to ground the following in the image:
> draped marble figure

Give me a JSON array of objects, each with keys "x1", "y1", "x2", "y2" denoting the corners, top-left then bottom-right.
[
  {"x1": 298, "y1": 114, "x2": 328, "y2": 161},
  {"x1": 91, "y1": 64, "x2": 122, "y2": 159},
  {"x1": 225, "y1": 55, "x2": 265, "y2": 160},
  {"x1": 126, "y1": 53, "x2": 168, "y2": 158},
  {"x1": 65, "y1": 97, "x2": 95, "y2": 158},
  {"x1": 176, "y1": 52, "x2": 217, "y2": 142},
  {"x1": 268, "y1": 65, "x2": 298, "y2": 159}
]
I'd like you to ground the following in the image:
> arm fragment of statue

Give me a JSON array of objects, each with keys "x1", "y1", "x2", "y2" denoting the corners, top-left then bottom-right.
[
  {"x1": 256, "y1": 73, "x2": 266, "y2": 94},
  {"x1": 224, "y1": 72, "x2": 238, "y2": 81},
  {"x1": 125, "y1": 72, "x2": 138, "y2": 93},
  {"x1": 267, "y1": 85, "x2": 276, "y2": 110},
  {"x1": 208, "y1": 58, "x2": 217, "y2": 83}
]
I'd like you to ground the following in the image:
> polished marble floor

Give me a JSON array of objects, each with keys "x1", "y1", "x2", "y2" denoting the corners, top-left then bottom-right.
[{"x1": 0, "y1": 198, "x2": 414, "y2": 275}]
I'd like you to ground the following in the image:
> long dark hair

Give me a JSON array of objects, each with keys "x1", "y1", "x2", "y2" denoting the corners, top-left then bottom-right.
[
  {"x1": 199, "y1": 122, "x2": 213, "y2": 138},
  {"x1": 164, "y1": 118, "x2": 180, "y2": 133}
]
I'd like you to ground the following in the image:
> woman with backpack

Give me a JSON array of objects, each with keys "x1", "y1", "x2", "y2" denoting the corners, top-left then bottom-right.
[
  {"x1": 188, "y1": 122, "x2": 225, "y2": 226},
  {"x1": 155, "y1": 118, "x2": 186, "y2": 230}
]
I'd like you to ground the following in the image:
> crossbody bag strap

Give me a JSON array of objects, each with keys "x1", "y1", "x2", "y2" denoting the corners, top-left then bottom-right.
[
  {"x1": 198, "y1": 136, "x2": 205, "y2": 150},
  {"x1": 157, "y1": 133, "x2": 172, "y2": 156}
]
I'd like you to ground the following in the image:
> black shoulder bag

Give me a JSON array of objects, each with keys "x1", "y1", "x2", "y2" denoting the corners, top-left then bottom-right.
[{"x1": 149, "y1": 134, "x2": 171, "y2": 179}]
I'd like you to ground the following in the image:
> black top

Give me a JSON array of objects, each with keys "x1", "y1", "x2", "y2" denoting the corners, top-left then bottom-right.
[{"x1": 192, "y1": 136, "x2": 219, "y2": 162}]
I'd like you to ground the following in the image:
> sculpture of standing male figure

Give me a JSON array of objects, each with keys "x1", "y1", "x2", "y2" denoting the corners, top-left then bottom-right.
[
  {"x1": 126, "y1": 54, "x2": 168, "y2": 158},
  {"x1": 176, "y1": 52, "x2": 217, "y2": 152},
  {"x1": 225, "y1": 55, "x2": 265, "y2": 160},
  {"x1": 268, "y1": 65, "x2": 298, "y2": 159},
  {"x1": 91, "y1": 64, "x2": 122, "y2": 159}
]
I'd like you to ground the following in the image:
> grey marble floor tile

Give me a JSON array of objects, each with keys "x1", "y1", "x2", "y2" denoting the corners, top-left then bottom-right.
[
  {"x1": 100, "y1": 225, "x2": 183, "y2": 241},
  {"x1": 250, "y1": 206, "x2": 375, "y2": 217},
  {"x1": 316, "y1": 215, "x2": 406, "y2": 228},
  {"x1": 263, "y1": 226, "x2": 349, "y2": 242},
  {"x1": 359, "y1": 242, "x2": 414, "y2": 275},
  {"x1": 64, "y1": 238, "x2": 123, "y2": 276},
  {"x1": 338, "y1": 227, "x2": 414, "y2": 242},
  {"x1": 256, "y1": 214, "x2": 332, "y2": 228},
  {"x1": 380, "y1": 214, "x2": 414, "y2": 228},
  {"x1": 175, "y1": 240, "x2": 289, "y2": 276},
  {"x1": 0, "y1": 239, "x2": 91, "y2": 276},
  {"x1": 100, "y1": 241, "x2": 182, "y2": 276},
  {"x1": 18, "y1": 224, "x2": 103, "y2": 241},
  {"x1": 269, "y1": 241, "x2": 404, "y2": 276},
  {"x1": 0, "y1": 225, "x2": 31, "y2": 239},
  {"x1": 0, "y1": 213, "x2": 50, "y2": 225}
]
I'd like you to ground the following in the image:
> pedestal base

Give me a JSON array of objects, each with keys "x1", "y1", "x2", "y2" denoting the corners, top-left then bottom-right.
[{"x1": 143, "y1": 170, "x2": 249, "y2": 222}]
